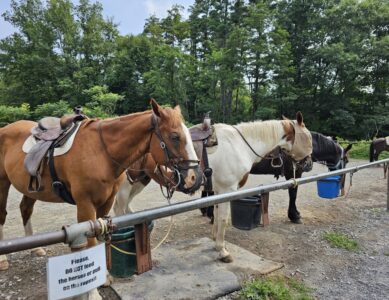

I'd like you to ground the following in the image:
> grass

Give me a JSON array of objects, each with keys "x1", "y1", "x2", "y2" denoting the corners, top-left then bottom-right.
[
  {"x1": 322, "y1": 231, "x2": 359, "y2": 251},
  {"x1": 384, "y1": 251, "x2": 389, "y2": 257},
  {"x1": 239, "y1": 276, "x2": 313, "y2": 300},
  {"x1": 339, "y1": 139, "x2": 389, "y2": 160}
]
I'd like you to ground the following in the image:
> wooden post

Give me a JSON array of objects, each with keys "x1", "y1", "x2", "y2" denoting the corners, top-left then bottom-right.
[
  {"x1": 134, "y1": 223, "x2": 152, "y2": 274},
  {"x1": 261, "y1": 192, "x2": 270, "y2": 226}
]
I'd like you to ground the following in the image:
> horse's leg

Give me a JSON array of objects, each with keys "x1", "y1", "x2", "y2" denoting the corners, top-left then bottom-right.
[
  {"x1": 287, "y1": 186, "x2": 301, "y2": 224},
  {"x1": 215, "y1": 201, "x2": 233, "y2": 263},
  {"x1": 113, "y1": 179, "x2": 148, "y2": 215},
  {"x1": 212, "y1": 204, "x2": 219, "y2": 240},
  {"x1": 285, "y1": 168, "x2": 302, "y2": 223},
  {"x1": 384, "y1": 163, "x2": 388, "y2": 179},
  {"x1": 0, "y1": 178, "x2": 11, "y2": 270},
  {"x1": 19, "y1": 196, "x2": 46, "y2": 256}
]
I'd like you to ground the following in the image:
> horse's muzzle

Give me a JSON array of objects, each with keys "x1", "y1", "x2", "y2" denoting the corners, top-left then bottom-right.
[
  {"x1": 177, "y1": 164, "x2": 203, "y2": 194},
  {"x1": 300, "y1": 156, "x2": 313, "y2": 172}
]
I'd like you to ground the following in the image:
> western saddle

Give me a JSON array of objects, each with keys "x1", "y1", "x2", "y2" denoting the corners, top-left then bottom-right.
[
  {"x1": 24, "y1": 107, "x2": 86, "y2": 204},
  {"x1": 189, "y1": 113, "x2": 217, "y2": 219}
]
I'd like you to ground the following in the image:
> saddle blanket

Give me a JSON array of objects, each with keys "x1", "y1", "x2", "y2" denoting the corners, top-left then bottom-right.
[
  {"x1": 22, "y1": 123, "x2": 81, "y2": 156},
  {"x1": 386, "y1": 136, "x2": 389, "y2": 146}
]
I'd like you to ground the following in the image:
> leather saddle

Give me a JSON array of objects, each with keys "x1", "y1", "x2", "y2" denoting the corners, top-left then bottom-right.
[{"x1": 24, "y1": 112, "x2": 86, "y2": 194}]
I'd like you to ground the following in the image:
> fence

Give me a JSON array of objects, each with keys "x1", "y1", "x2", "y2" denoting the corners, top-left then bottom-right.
[{"x1": 0, "y1": 158, "x2": 388, "y2": 255}]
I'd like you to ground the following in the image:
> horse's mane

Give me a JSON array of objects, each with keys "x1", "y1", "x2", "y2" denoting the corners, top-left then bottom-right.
[
  {"x1": 311, "y1": 131, "x2": 339, "y2": 157},
  {"x1": 236, "y1": 120, "x2": 285, "y2": 143}
]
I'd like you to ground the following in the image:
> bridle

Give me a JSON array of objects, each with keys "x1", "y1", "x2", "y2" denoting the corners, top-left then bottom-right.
[
  {"x1": 150, "y1": 113, "x2": 199, "y2": 171},
  {"x1": 98, "y1": 113, "x2": 199, "y2": 183},
  {"x1": 149, "y1": 114, "x2": 200, "y2": 197}
]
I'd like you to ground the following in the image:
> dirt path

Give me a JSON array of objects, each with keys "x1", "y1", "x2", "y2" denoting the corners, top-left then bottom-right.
[{"x1": 0, "y1": 159, "x2": 388, "y2": 299}]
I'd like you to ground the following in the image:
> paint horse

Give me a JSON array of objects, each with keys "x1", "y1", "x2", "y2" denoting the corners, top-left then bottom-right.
[
  {"x1": 369, "y1": 137, "x2": 389, "y2": 178},
  {"x1": 250, "y1": 132, "x2": 352, "y2": 223},
  {"x1": 114, "y1": 113, "x2": 312, "y2": 262},
  {"x1": 0, "y1": 100, "x2": 202, "y2": 271}
]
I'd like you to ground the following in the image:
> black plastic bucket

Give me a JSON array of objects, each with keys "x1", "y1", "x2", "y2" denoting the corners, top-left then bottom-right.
[
  {"x1": 230, "y1": 195, "x2": 261, "y2": 230},
  {"x1": 110, "y1": 222, "x2": 154, "y2": 278}
]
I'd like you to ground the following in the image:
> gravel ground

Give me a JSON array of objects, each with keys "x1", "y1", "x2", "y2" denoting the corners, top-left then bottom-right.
[{"x1": 0, "y1": 159, "x2": 388, "y2": 299}]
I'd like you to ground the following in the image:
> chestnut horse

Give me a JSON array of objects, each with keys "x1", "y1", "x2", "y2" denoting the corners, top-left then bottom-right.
[
  {"x1": 115, "y1": 113, "x2": 313, "y2": 262},
  {"x1": 0, "y1": 100, "x2": 202, "y2": 271}
]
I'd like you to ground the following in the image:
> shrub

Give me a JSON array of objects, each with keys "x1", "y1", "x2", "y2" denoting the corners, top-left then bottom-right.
[
  {"x1": 0, "y1": 103, "x2": 31, "y2": 126},
  {"x1": 33, "y1": 100, "x2": 72, "y2": 119}
]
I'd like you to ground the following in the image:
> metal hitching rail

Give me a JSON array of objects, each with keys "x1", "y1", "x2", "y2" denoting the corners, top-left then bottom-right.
[{"x1": 0, "y1": 158, "x2": 388, "y2": 255}]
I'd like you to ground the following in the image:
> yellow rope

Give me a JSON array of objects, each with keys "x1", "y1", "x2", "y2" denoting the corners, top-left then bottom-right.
[
  {"x1": 110, "y1": 242, "x2": 136, "y2": 256},
  {"x1": 109, "y1": 216, "x2": 174, "y2": 256}
]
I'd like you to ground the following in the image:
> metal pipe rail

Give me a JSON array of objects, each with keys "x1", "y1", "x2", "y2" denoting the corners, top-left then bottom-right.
[{"x1": 1, "y1": 158, "x2": 388, "y2": 255}]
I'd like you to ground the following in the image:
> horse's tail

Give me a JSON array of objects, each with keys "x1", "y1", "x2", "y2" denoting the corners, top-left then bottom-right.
[{"x1": 369, "y1": 141, "x2": 375, "y2": 162}]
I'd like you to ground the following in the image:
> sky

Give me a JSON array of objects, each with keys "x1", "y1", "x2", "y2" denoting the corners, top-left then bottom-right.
[{"x1": 0, "y1": 0, "x2": 194, "y2": 39}]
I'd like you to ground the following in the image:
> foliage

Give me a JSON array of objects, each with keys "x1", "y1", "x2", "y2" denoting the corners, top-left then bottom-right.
[
  {"x1": 339, "y1": 140, "x2": 389, "y2": 160},
  {"x1": 0, "y1": 103, "x2": 31, "y2": 126},
  {"x1": 82, "y1": 85, "x2": 123, "y2": 117},
  {"x1": 239, "y1": 276, "x2": 313, "y2": 300},
  {"x1": 33, "y1": 100, "x2": 72, "y2": 119},
  {"x1": 322, "y1": 232, "x2": 359, "y2": 251},
  {"x1": 0, "y1": 0, "x2": 388, "y2": 138}
]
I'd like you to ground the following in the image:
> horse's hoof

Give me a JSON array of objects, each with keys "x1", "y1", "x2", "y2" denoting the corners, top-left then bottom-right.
[
  {"x1": 290, "y1": 218, "x2": 302, "y2": 224},
  {"x1": 31, "y1": 247, "x2": 46, "y2": 257},
  {"x1": 219, "y1": 255, "x2": 233, "y2": 263},
  {"x1": 103, "y1": 274, "x2": 114, "y2": 287},
  {"x1": 0, "y1": 259, "x2": 9, "y2": 271}
]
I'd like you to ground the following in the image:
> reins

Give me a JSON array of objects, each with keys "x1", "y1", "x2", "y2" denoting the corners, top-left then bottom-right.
[{"x1": 231, "y1": 125, "x2": 284, "y2": 168}]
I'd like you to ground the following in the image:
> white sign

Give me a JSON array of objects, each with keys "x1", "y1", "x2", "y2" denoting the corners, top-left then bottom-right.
[{"x1": 47, "y1": 243, "x2": 107, "y2": 300}]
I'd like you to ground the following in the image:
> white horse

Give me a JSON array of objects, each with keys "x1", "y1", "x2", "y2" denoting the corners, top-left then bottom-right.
[{"x1": 114, "y1": 113, "x2": 313, "y2": 262}]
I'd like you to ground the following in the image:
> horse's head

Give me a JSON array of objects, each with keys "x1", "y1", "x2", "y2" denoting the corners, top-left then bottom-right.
[
  {"x1": 149, "y1": 99, "x2": 202, "y2": 194},
  {"x1": 281, "y1": 112, "x2": 313, "y2": 172},
  {"x1": 328, "y1": 143, "x2": 352, "y2": 171}
]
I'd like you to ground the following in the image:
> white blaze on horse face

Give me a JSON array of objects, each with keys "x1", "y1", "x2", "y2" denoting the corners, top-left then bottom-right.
[{"x1": 181, "y1": 123, "x2": 198, "y2": 164}]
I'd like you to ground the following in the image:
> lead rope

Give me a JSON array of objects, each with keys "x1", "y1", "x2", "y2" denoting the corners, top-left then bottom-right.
[
  {"x1": 291, "y1": 161, "x2": 298, "y2": 188},
  {"x1": 343, "y1": 172, "x2": 353, "y2": 198}
]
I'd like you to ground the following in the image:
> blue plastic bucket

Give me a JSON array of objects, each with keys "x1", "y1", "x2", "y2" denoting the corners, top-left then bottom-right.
[{"x1": 317, "y1": 176, "x2": 341, "y2": 199}]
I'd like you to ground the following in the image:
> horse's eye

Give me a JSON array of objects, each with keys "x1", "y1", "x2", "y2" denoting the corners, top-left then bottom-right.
[{"x1": 171, "y1": 133, "x2": 180, "y2": 142}]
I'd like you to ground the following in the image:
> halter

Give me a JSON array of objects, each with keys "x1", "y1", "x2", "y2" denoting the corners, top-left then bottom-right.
[{"x1": 315, "y1": 145, "x2": 346, "y2": 170}]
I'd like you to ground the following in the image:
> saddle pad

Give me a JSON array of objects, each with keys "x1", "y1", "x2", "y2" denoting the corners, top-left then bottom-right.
[
  {"x1": 386, "y1": 136, "x2": 389, "y2": 146},
  {"x1": 22, "y1": 122, "x2": 81, "y2": 156}
]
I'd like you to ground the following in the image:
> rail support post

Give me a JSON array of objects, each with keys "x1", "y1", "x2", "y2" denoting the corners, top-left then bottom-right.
[
  {"x1": 387, "y1": 169, "x2": 389, "y2": 211},
  {"x1": 135, "y1": 223, "x2": 152, "y2": 274},
  {"x1": 261, "y1": 192, "x2": 270, "y2": 226}
]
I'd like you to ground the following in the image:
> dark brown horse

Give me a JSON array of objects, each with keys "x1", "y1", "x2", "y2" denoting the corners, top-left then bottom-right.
[
  {"x1": 0, "y1": 100, "x2": 202, "y2": 271},
  {"x1": 370, "y1": 137, "x2": 389, "y2": 178}
]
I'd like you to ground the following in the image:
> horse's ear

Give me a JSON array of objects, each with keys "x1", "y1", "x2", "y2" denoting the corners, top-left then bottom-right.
[
  {"x1": 282, "y1": 115, "x2": 288, "y2": 120},
  {"x1": 296, "y1": 111, "x2": 303, "y2": 125},
  {"x1": 150, "y1": 98, "x2": 162, "y2": 117},
  {"x1": 344, "y1": 144, "x2": 353, "y2": 153},
  {"x1": 174, "y1": 105, "x2": 181, "y2": 114}
]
